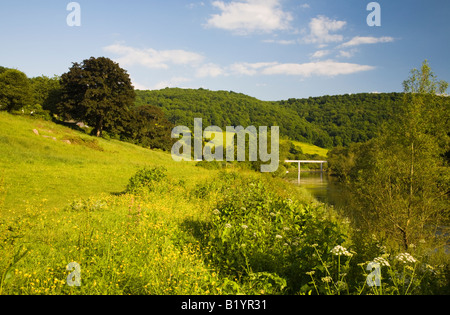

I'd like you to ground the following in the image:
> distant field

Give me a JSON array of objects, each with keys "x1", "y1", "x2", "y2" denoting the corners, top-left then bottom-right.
[{"x1": 289, "y1": 140, "x2": 329, "y2": 157}]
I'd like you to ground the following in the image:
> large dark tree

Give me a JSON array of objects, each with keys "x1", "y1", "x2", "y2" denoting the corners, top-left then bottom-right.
[{"x1": 58, "y1": 57, "x2": 135, "y2": 137}]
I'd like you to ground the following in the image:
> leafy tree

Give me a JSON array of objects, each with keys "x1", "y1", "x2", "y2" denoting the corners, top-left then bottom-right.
[
  {"x1": 127, "y1": 105, "x2": 175, "y2": 151},
  {"x1": 29, "y1": 75, "x2": 61, "y2": 114},
  {"x1": 0, "y1": 69, "x2": 33, "y2": 112},
  {"x1": 341, "y1": 61, "x2": 449, "y2": 250},
  {"x1": 0, "y1": 66, "x2": 10, "y2": 75},
  {"x1": 58, "y1": 57, "x2": 135, "y2": 137}
]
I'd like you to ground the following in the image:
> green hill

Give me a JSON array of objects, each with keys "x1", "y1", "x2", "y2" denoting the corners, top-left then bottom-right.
[
  {"x1": 135, "y1": 88, "x2": 407, "y2": 148},
  {"x1": 135, "y1": 88, "x2": 332, "y2": 148},
  {"x1": 0, "y1": 112, "x2": 325, "y2": 214},
  {"x1": 0, "y1": 112, "x2": 209, "y2": 214}
]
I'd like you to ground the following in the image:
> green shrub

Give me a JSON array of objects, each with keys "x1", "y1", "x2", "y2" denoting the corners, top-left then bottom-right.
[
  {"x1": 126, "y1": 166, "x2": 167, "y2": 194},
  {"x1": 195, "y1": 160, "x2": 227, "y2": 170},
  {"x1": 191, "y1": 171, "x2": 346, "y2": 294},
  {"x1": 64, "y1": 136, "x2": 104, "y2": 151}
]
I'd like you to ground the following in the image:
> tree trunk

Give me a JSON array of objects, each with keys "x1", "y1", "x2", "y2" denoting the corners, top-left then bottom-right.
[{"x1": 95, "y1": 117, "x2": 103, "y2": 137}]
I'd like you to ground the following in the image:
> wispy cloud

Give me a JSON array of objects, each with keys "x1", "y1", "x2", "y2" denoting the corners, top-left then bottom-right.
[
  {"x1": 205, "y1": 0, "x2": 293, "y2": 35},
  {"x1": 311, "y1": 50, "x2": 332, "y2": 59},
  {"x1": 230, "y1": 60, "x2": 375, "y2": 77},
  {"x1": 337, "y1": 49, "x2": 358, "y2": 58},
  {"x1": 201, "y1": 60, "x2": 374, "y2": 78},
  {"x1": 261, "y1": 61, "x2": 375, "y2": 77},
  {"x1": 340, "y1": 36, "x2": 395, "y2": 48},
  {"x1": 103, "y1": 44, "x2": 204, "y2": 69},
  {"x1": 105, "y1": 42, "x2": 375, "y2": 89},
  {"x1": 230, "y1": 62, "x2": 279, "y2": 76},
  {"x1": 262, "y1": 39, "x2": 296, "y2": 45},
  {"x1": 195, "y1": 63, "x2": 226, "y2": 78}
]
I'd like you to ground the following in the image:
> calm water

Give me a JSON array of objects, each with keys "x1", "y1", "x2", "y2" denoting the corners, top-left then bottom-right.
[
  {"x1": 286, "y1": 171, "x2": 347, "y2": 207},
  {"x1": 288, "y1": 171, "x2": 449, "y2": 252}
]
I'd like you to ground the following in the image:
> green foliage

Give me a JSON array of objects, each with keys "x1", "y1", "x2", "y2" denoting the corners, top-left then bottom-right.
[
  {"x1": 58, "y1": 57, "x2": 135, "y2": 137},
  {"x1": 190, "y1": 171, "x2": 346, "y2": 294},
  {"x1": 279, "y1": 93, "x2": 405, "y2": 147},
  {"x1": 136, "y1": 88, "x2": 405, "y2": 148},
  {"x1": 126, "y1": 167, "x2": 168, "y2": 194},
  {"x1": 328, "y1": 61, "x2": 450, "y2": 251},
  {"x1": 135, "y1": 88, "x2": 332, "y2": 148},
  {"x1": 195, "y1": 160, "x2": 227, "y2": 170},
  {"x1": 126, "y1": 105, "x2": 175, "y2": 151},
  {"x1": 0, "y1": 69, "x2": 33, "y2": 112},
  {"x1": 29, "y1": 75, "x2": 61, "y2": 115},
  {"x1": 0, "y1": 66, "x2": 10, "y2": 75}
]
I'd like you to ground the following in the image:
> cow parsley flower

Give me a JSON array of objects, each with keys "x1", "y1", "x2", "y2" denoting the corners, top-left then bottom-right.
[
  {"x1": 331, "y1": 245, "x2": 353, "y2": 257},
  {"x1": 395, "y1": 253, "x2": 417, "y2": 264},
  {"x1": 321, "y1": 276, "x2": 332, "y2": 283},
  {"x1": 373, "y1": 256, "x2": 390, "y2": 267}
]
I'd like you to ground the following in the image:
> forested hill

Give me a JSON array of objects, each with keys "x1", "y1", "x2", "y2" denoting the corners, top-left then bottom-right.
[
  {"x1": 135, "y1": 88, "x2": 406, "y2": 148},
  {"x1": 277, "y1": 93, "x2": 405, "y2": 147},
  {"x1": 135, "y1": 88, "x2": 329, "y2": 147}
]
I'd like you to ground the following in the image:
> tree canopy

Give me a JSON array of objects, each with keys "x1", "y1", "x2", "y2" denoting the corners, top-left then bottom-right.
[
  {"x1": 328, "y1": 60, "x2": 450, "y2": 250},
  {"x1": 0, "y1": 69, "x2": 33, "y2": 113},
  {"x1": 58, "y1": 57, "x2": 135, "y2": 137},
  {"x1": 135, "y1": 88, "x2": 407, "y2": 148},
  {"x1": 126, "y1": 105, "x2": 176, "y2": 151}
]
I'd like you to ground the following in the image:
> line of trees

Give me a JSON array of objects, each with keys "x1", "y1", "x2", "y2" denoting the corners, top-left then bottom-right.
[
  {"x1": 0, "y1": 58, "x2": 175, "y2": 151},
  {"x1": 135, "y1": 88, "x2": 410, "y2": 149}
]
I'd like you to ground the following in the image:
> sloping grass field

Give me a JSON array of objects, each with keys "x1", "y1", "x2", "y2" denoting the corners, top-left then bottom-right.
[
  {"x1": 0, "y1": 112, "x2": 211, "y2": 215},
  {"x1": 0, "y1": 113, "x2": 448, "y2": 295}
]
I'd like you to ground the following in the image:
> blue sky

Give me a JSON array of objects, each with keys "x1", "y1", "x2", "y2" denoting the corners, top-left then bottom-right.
[{"x1": 0, "y1": 0, "x2": 449, "y2": 100}]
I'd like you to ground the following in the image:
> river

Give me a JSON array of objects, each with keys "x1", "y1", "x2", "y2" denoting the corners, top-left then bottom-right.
[
  {"x1": 285, "y1": 171, "x2": 347, "y2": 207},
  {"x1": 287, "y1": 171, "x2": 450, "y2": 253}
]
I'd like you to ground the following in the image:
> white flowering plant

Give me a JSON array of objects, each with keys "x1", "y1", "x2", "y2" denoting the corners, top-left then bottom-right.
[{"x1": 198, "y1": 171, "x2": 345, "y2": 294}]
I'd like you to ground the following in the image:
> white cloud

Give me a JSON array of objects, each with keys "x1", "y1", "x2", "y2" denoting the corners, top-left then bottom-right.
[
  {"x1": 131, "y1": 80, "x2": 152, "y2": 91},
  {"x1": 187, "y1": 2, "x2": 205, "y2": 9},
  {"x1": 311, "y1": 50, "x2": 332, "y2": 59},
  {"x1": 262, "y1": 39, "x2": 296, "y2": 45},
  {"x1": 195, "y1": 63, "x2": 226, "y2": 78},
  {"x1": 340, "y1": 36, "x2": 395, "y2": 48},
  {"x1": 261, "y1": 61, "x2": 375, "y2": 77},
  {"x1": 337, "y1": 49, "x2": 358, "y2": 58},
  {"x1": 103, "y1": 44, "x2": 204, "y2": 69},
  {"x1": 205, "y1": 0, "x2": 293, "y2": 35},
  {"x1": 304, "y1": 15, "x2": 347, "y2": 45},
  {"x1": 230, "y1": 62, "x2": 278, "y2": 75}
]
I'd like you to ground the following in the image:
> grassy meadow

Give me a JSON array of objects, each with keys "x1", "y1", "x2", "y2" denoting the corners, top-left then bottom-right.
[{"x1": 0, "y1": 112, "x2": 448, "y2": 295}]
